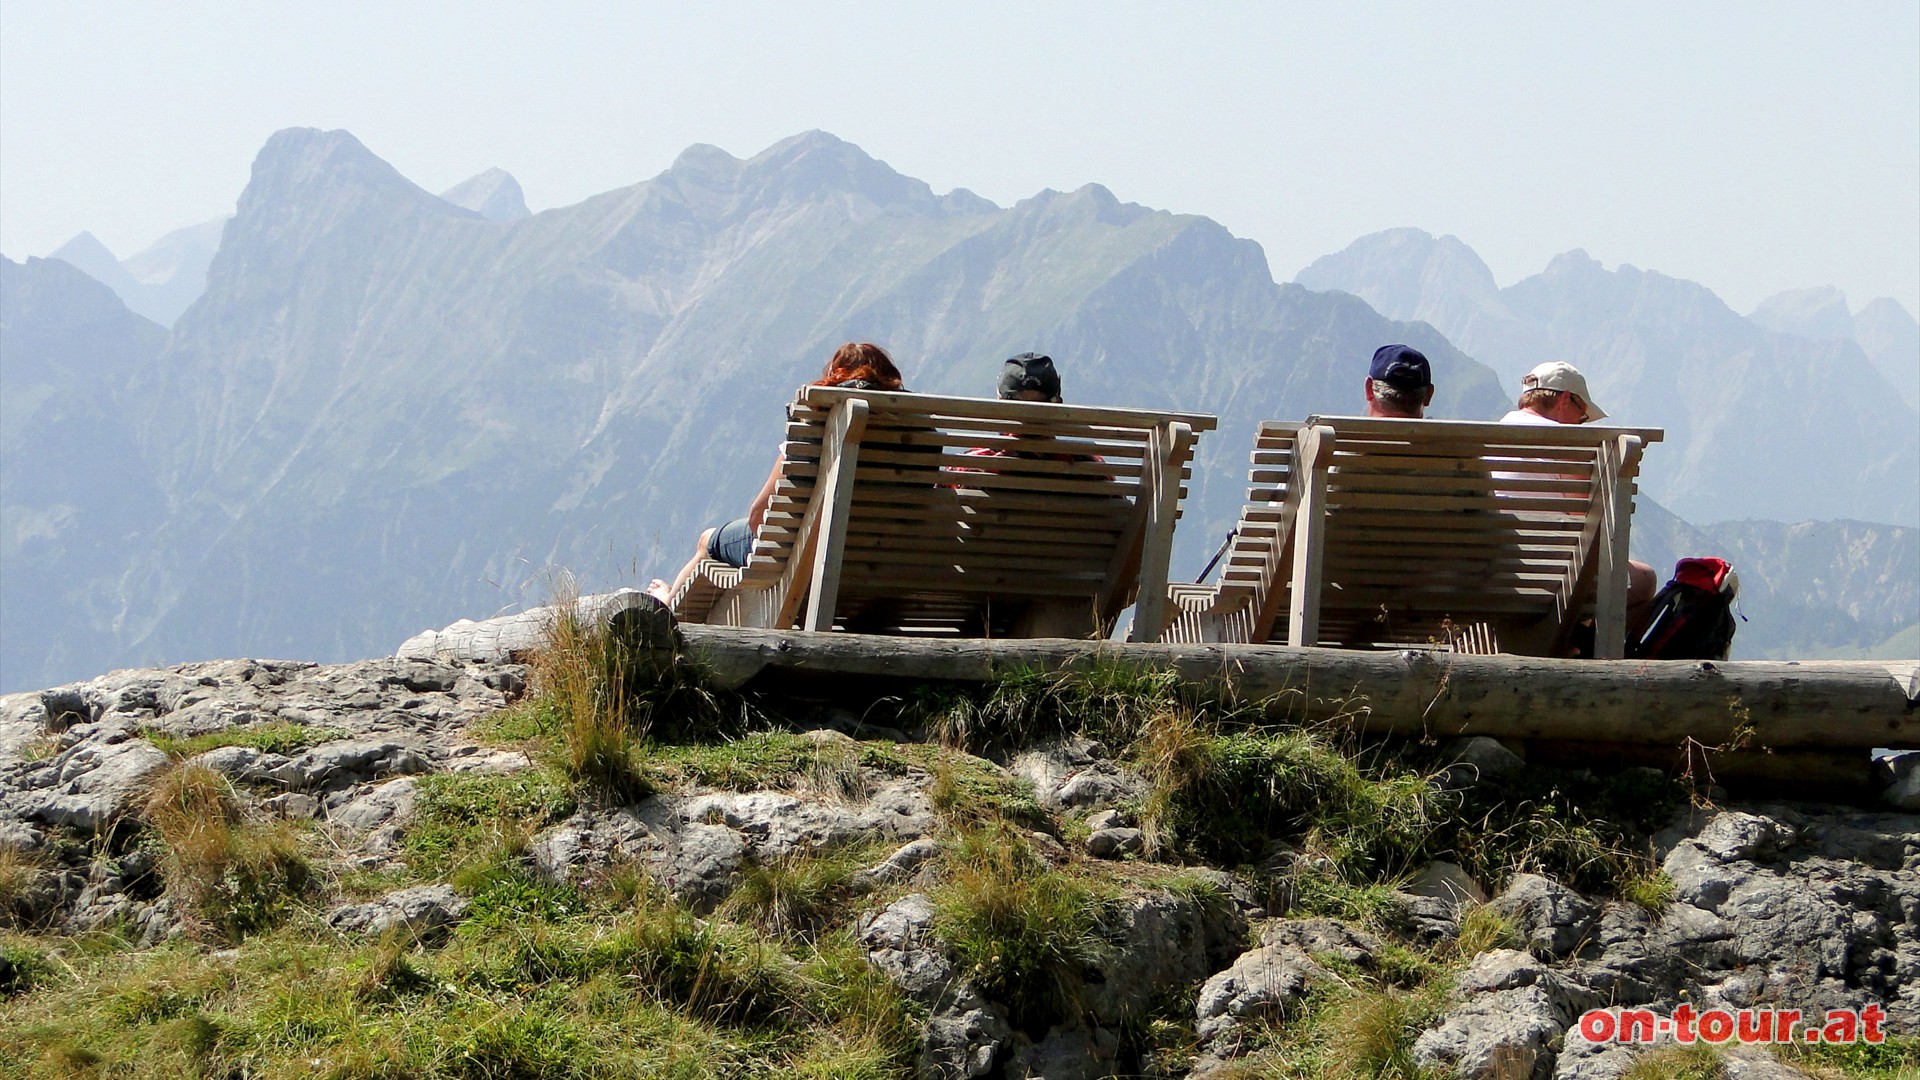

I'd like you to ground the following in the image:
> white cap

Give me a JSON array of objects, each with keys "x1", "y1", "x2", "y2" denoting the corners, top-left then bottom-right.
[{"x1": 1521, "y1": 361, "x2": 1608, "y2": 421}]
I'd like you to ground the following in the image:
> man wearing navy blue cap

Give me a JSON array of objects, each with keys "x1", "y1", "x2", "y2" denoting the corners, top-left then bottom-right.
[{"x1": 1364, "y1": 344, "x2": 1435, "y2": 418}]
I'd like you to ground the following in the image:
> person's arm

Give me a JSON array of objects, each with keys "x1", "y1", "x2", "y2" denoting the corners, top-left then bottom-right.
[{"x1": 745, "y1": 449, "x2": 784, "y2": 531}]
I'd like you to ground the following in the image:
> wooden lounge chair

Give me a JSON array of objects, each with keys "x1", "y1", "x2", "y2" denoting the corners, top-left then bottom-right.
[
  {"x1": 672, "y1": 386, "x2": 1217, "y2": 641},
  {"x1": 1163, "y1": 416, "x2": 1662, "y2": 657}
]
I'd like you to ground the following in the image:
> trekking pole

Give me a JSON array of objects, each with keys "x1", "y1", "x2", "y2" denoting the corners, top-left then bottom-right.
[{"x1": 1196, "y1": 528, "x2": 1236, "y2": 583}]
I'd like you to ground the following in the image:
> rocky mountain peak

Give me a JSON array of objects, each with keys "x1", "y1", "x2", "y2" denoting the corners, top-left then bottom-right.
[
  {"x1": 1295, "y1": 227, "x2": 1501, "y2": 322},
  {"x1": 1540, "y1": 248, "x2": 1604, "y2": 281},
  {"x1": 1749, "y1": 285, "x2": 1855, "y2": 342},
  {"x1": 666, "y1": 142, "x2": 741, "y2": 183},
  {"x1": 438, "y1": 167, "x2": 529, "y2": 222},
  {"x1": 236, "y1": 128, "x2": 458, "y2": 225},
  {"x1": 736, "y1": 129, "x2": 951, "y2": 217},
  {"x1": 46, "y1": 232, "x2": 136, "y2": 295}
]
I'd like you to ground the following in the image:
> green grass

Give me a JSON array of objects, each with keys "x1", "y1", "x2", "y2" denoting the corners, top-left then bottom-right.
[
  {"x1": 1776, "y1": 1034, "x2": 1920, "y2": 1078},
  {"x1": 930, "y1": 825, "x2": 1115, "y2": 1030},
  {"x1": 402, "y1": 769, "x2": 578, "y2": 884},
  {"x1": 137, "y1": 720, "x2": 347, "y2": 759},
  {"x1": 906, "y1": 660, "x2": 1206, "y2": 756},
  {"x1": 1620, "y1": 868, "x2": 1676, "y2": 912},
  {"x1": 1198, "y1": 974, "x2": 1448, "y2": 1079},
  {"x1": 0, "y1": 880, "x2": 920, "y2": 1078},
  {"x1": 721, "y1": 842, "x2": 885, "y2": 941}
]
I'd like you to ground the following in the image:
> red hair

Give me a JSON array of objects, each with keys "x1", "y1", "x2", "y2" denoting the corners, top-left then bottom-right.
[{"x1": 814, "y1": 342, "x2": 904, "y2": 390}]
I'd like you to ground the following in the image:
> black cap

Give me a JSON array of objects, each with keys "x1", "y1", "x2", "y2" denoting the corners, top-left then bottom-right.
[
  {"x1": 1369, "y1": 344, "x2": 1432, "y2": 388},
  {"x1": 998, "y1": 353, "x2": 1062, "y2": 401}
]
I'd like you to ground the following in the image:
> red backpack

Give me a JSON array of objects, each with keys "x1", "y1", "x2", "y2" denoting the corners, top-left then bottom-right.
[{"x1": 1630, "y1": 557, "x2": 1742, "y2": 660}]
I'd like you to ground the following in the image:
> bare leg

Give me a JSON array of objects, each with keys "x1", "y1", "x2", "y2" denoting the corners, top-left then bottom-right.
[
  {"x1": 1626, "y1": 559, "x2": 1658, "y2": 641},
  {"x1": 650, "y1": 529, "x2": 715, "y2": 605}
]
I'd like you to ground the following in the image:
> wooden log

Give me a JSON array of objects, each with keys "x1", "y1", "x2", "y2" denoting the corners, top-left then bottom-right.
[
  {"x1": 675, "y1": 626, "x2": 1920, "y2": 751},
  {"x1": 397, "y1": 589, "x2": 654, "y2": 662}
]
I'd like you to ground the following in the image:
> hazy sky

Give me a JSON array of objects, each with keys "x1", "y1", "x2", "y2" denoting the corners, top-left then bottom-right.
[{"x1": 2, "y1": 2, "x2": 1915, "y2": 315}]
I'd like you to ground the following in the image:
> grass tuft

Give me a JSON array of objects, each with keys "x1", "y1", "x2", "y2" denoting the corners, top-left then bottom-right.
[
  {"x1": 139, "y1": 720, "x2": 346, "y2": 759},
  {"x1": 529, "y1": 582, "x2": 751, "y2": 804},
  {"x1": 402, "y1": 770, "x2": 576, "y2": 884},
  {"x1": 0, "y1": 846, "x2": 50, "y2": 930},
  {"x1": 931, "y1": 825, "x2": 1111, "y2": 1030},
  {"x1": 722, "y1": 845, "x2": 875, "y2": 941},
  {"x1": 1452, "y1": 904, "x2": 1525, "y2": 957},
  {"x1": 1621, "y1": 1043, "x2": 1726, "y2": 1080},
  {"x1": 142, "y1": 763, "x2": 314, "y2": 941},
  {"x1": 1620, "y1": 868, "x2": 1676, "y2": 913}
]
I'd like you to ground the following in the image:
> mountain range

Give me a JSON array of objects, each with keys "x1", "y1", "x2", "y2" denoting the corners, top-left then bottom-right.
[
  {"x1": 3, "y1": 129, "x2": 1914, "y2": 690},
  {"x1": 47, "y1": 217, "x2": 228, "y2": 328}
]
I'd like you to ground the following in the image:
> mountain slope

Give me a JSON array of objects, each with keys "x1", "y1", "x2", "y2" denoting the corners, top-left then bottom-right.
[{"x1": 0, "y1": 256, "x2": 168, "y2": 688}]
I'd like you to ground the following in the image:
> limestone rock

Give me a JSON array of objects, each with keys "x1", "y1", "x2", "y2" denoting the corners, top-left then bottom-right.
[
  {"x1": 326, "y1": 884, "x2": 467, "y2": 938},
  {"x1": 1441, "y1": 736, "x2": 1526, "y2": 788},
  {"x1": 1194, "y1": 942, "x2": 1327, "y2": 1045},
  {"x1": 1876, "y1": 751, "x2": 1920, "y2": 811},
  {"x1": 1263, "y1": 917, "x2": 1383, "y2": 967},
  {"x1": 1083, "y1": 889, "x2": 1248, "y2": 1028},
  {"x1": 678, "y1": 780, "x2": 931, "y2": 859},
  {"x1": 268, "y1": 740, "x2": 429, "y2": 792},
  {"x1": 1085, "y1": 827, "x2": 1143, "y2": 859},
  {"x1": 30, "y1": 737, "x2": 170, "y2": 831},
  {"x1": 1407, "y1": 859, "x2": 1489, "y2": 907},
  {"x1": 532, "y1": 801, "x2": 748, "y2": 910},
  {"x1": 1008, "y1": 738, "x2": 1144, "y2": 810},
  {"x1": 852, "y1": 838, "x2": 940, "y2": 887},
  {"x1": 191, "y1": 745, "x2": 290, "y2": 784},
  {"x1": 1492, "y1": 874, "x2": 1600, "y2": 960},
  {"x1": 329, "y1": 777, "x2": 419, "y2": 832},
  {"x1": 856, "y1": 893, "x2": 1010, "y2": 1077},
  {"x1": 1413, "y1": 981, "x2": 1567, "y2": 1080}
]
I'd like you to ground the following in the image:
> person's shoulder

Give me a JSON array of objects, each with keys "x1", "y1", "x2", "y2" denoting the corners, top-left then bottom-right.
[{"x1": 1498, "y1": 409, "x2": 1557, "y2": 425}]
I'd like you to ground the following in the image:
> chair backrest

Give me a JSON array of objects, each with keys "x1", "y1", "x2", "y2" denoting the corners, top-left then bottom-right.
[
  {"x1": 752, "y1": 386, "x2": 1216, "y2": 638},
  {"x1": 1208, "y1": 415, "x2": 1661, "y2": 654}
]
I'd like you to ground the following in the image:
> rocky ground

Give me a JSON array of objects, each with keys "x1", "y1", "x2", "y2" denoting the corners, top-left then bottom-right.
[{"x1": 1, "y1": 654, "x2": 1915, "y2": 1078}]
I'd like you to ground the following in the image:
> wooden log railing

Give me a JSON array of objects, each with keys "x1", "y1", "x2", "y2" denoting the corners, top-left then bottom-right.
[{"x1": 678, "y1": 626, "x2": 1917, "y2": 754}]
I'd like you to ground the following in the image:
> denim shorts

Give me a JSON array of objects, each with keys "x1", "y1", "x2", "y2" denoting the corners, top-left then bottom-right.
[{"x1": 706, "y1": 517, "x2": 755, "y2": 568}]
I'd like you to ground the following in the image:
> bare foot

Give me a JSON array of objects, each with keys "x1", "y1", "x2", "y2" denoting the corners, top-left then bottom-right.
[{"x1": 645, "y1": 578, "x2": 673, "y2": 604}]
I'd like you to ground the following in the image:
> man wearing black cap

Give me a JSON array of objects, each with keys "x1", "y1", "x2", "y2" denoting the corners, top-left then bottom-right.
[
  {"x1": 1364, "y1": 344, "x2": 1434, "y2": 418},
  {"x1": 998, "y1": 352, "x2": 1063, "y2": 403}
]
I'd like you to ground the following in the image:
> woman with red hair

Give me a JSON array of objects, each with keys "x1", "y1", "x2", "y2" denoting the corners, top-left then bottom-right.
[{"x1": 648, "y1": 343, "x2": 905, "y2": 604}]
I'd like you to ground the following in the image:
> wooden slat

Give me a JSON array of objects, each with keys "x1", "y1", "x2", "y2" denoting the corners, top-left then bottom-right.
[
  {"x1": 1286, "y1": 425, "x2": 1333, "y2": 648},
  {"x1": 798, "y1": 398, "x2": 868, "y2": 633},
  {"x1": 798, "y1": 385, "x2": 1217, "y2": 429},
  {"x1": 785, "y1": 424, "x2": 1153, "y2": 457},
  {"x1": 1130, "y1": 421, "x2": 1190, "y2": 642},
  {"x1": 857, "y1": 448, "x2": 1144, "y2": 479},
  {"x1": 789, "y1": 462, "x2": 1134, "y2": 497},
  {"x1": 1301, "y1": 414, "x2": 1663, "y2": 446}
]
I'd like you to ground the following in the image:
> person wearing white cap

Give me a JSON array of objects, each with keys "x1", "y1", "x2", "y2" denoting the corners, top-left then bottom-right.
[
  {"x1": 1500, "y1": 360, "x2": 1656, "y2": 651},
  {"x1": 1500, "y1": 360, "x2": 1608, "y2": 425}
]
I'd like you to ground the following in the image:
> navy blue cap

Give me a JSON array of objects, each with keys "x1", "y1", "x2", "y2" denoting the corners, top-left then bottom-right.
[{"x1": 1369, "y1": 344, "x2": 1432, "y2": 388}]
